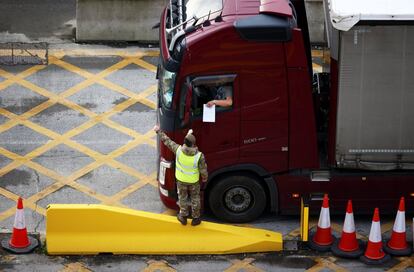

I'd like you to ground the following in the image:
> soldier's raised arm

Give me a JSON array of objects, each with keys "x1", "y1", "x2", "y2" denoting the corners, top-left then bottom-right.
[{"x1": 153, "y1": 125, "x2": 179, "y2": 154}]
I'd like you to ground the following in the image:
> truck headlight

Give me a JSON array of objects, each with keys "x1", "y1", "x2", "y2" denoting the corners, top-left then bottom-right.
[{"x1": 159, "y1": 158, "x2": 172, "y2": 185}]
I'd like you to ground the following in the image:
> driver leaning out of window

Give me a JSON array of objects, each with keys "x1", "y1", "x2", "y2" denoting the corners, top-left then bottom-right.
[{"x1": 206, "y1": 85, "x2": 233, "y2": 108}]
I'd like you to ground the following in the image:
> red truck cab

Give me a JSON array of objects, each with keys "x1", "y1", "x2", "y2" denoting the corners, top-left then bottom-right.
[{"x1": 157, "y1": 0, "x2": 414, "y2": 222}]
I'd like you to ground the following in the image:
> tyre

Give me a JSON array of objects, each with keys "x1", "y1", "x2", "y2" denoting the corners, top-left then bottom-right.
[{"x1": 208, "y1": 175, "x2": 267, "y2": 223}]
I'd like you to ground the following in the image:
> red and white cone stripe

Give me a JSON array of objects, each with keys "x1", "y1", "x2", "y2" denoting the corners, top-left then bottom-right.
[
  {"x1": 338, "y1": 200, "x2": 358, "y2": 252},
  {"x1": 364, "y1": 208, "x2": 385, "y2": 260},
  {"x1": 9, "y1": 198, "x2": 30, "y2": 248},
  {"x1": 13, "y1": 205, "x2": 26, "y2": 230},
  {"x1": 368, "y1": 220, "x2": 382, "y2": 243},
  {"x1": 392, "y1": 210, "x2": 405, "y2": 233},
  {"x1": 388, "y1": 197, "x2": 408, "y2": 250},
  {"x1": 343, "y1": 212, "x2": 355, "y2": 233},
  {"x1": 312, "y1": 194, "x2": 333, "y2": 246},
  {"x1": 318, "y1": 205, "x2": 331, "y2": 229}
]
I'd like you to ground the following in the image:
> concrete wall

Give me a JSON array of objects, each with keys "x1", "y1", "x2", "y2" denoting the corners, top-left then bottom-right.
[
  {"x1": 76, "y1": 0, "x2": 166, "y2": 42},
  {"x1": 76, "y1": 0, "x2": 326, "y2": 43},
  {"x1": 305, "y1": 0, "x2": 326, "y2": 44}
]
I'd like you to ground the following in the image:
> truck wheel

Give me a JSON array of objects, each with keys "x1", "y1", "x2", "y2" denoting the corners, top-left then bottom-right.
[{"x1": 208, "y1": 175, "x2": 267, "y2": 223}]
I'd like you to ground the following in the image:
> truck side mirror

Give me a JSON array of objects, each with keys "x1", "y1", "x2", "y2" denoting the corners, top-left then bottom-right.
[{"x1": 181, "y1": 83, "x2": 192, "y2": 128}]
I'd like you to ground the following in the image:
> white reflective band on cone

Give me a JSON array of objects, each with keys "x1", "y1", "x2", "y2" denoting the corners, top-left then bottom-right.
[
  {"x1": 318, "y1": 207, "x2": 331, "y2": 228},
  {"x1": 343, "y1": 212, "x2": 356, "y2": 233},
  {"x1": 393, "y1": 211, "x2": 406, "y2": 233},
  {"x1": 368, "y1": 221, "x2": 382, "y2": 243},
  {"x1": 13, "y1": 209, "x2": 25, "y2": 229}
]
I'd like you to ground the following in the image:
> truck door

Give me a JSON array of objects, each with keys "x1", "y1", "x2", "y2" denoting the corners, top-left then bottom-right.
[
  {"x1": 239, "y1": 69, "x2": 289, "y2": 173},
  {"x1": 178, "y1": 75, "x2": 240, "y2": 170}
]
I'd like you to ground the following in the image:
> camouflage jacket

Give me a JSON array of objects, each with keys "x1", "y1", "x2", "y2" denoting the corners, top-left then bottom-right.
[{"x1": 158, "y1": 131, "x2": 208, "y2": 182}]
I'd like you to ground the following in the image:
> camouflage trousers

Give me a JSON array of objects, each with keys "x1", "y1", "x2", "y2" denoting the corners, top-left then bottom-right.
[{"x1": 176, "y1": 181, "x2": 201, "y2": 218}]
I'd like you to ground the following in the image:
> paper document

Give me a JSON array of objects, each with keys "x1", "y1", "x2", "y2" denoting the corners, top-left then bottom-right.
[{"x1": 203, "y1": 104, "x2": 216, "y2": 123}]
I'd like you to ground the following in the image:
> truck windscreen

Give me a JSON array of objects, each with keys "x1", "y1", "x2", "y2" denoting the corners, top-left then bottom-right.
[
  {"x1": 159, "y1": 65, "x2": 176, "y2": 109},
  {"x1": 185, "y1": 0, "x2": 222, "y2": 21}
]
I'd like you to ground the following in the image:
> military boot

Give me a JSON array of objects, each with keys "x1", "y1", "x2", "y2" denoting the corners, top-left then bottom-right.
[
  {"x1": 191, "y1": 217, "x2": 202, "y2": 226},
  {"x1": 177, "y1": 214, "x2": 187, "y2": 225}
]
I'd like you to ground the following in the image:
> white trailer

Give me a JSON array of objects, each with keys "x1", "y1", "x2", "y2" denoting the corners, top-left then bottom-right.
[{"x1": 325, "y1": 0, "x2": 414, "y2": 170}]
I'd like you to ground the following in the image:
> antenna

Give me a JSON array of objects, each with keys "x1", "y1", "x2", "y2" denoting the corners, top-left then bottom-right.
[
  {"x1": 215, "y1": 0, "x2": 226, "y2": 22},
  {"x1": 203, "y1": 10, "x2": 212, "y2": 26},
  {"x1": 215, "y1": 10, "x2": 223, "y2": 22}
]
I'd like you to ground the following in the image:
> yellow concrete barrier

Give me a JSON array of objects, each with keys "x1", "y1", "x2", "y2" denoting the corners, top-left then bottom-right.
[{"x1": 46, "y1": 204, "x2": 282, "y2": 255}]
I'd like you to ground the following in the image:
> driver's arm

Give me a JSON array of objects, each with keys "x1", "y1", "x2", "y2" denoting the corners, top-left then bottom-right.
[{"x1": 207, "y1": 96, "x2": 233, "y2": 107}]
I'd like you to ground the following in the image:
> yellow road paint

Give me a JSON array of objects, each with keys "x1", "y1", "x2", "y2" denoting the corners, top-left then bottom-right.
[
  {"x1": 387, "y1": 257, "x2": 414, "y2": 272},
  {"x1": 0, "y1": 49, "x2": 157, "y2": 229},
  {"x1": 142, "y1": 260, "x2": 176, "y2": 272},
  {"x1": 48, "y1": 49, "x2": 158, "y2": 58},
  {"x1": 109, "y1": 173, "x2": 157, "y2": 204},
  {"x1": 46, "y1": 204, "x2": 283, "y2": 255},
  {"x1": 59, "y1": 262, "x2": 92, "y2": 272},
  {"x1": 133, "y1": 59, "x2": 157, "y2": 73},
  {"x1": 224, "y1": 258, "x2": 264, "y2": 272},
  {"x1": 306, "y1": 257, "x2": 348, "y2": 272}
]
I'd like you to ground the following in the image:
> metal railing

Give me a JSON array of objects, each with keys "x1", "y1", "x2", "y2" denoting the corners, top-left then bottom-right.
[{"x1": 0, "y1": 42, "x2": 48, "y2": 65}]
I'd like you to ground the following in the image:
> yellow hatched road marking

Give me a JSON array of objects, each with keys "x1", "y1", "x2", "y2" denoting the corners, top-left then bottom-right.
[
  {"x1": 142, "y1": 260, "x2": 176, "y2": 272},
  {"x1": 0, "y1": 119, "x2": 154, "y2": 220},
  {"x1": 224, "y1": 258, "x2": 264, "y2": 272},
  {"x1": 109, "y1": 172, "x2": 157, "y2": 204},
  {"x1": 59, "y1": 262, "x2": 92, "y2": 272},
  {"x1": 0, "y1": 49, "x2": 160, "y2": 222},
  {"x1": 132, "y1": 58, "x2": 157, "y2": 73},
  {"x1": 386, "y1": 257, "x2": 414, "y2": 272},
  {"x1": 306, "y1": 257, "x2": 348, "y2": 272},
  {"x1": 48, "y1": 48, "x2": 158, "y2": 58}
]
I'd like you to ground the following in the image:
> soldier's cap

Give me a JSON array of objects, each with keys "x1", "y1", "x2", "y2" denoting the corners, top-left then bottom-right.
[{"x1": 184, "y1": 129, "x2": 196, "y2": 146}]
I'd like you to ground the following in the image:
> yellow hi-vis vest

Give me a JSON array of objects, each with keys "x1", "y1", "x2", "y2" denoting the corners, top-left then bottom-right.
[{"x1": 175, "y1": 147, "x2": 202, "y2": 183}]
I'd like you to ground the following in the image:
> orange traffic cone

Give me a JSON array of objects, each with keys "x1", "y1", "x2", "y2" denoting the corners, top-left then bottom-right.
[
  {"x1": 384, "y1": 197, "x2": 412, "y2": 256},
  {"x1": 331, "y1": 200, "x2": 364, "y2": 258},
  {"x1": 309, "y1": 194, "x2": 334, "y2": 252},
  {"x1": 360, "y1": 208, "x2": 390, "y2": 265},
  {"x1": 1, "y1": 197, "x2": 39, "y2": 254}
]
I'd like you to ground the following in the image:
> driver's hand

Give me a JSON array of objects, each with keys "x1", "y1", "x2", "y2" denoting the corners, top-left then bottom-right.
[
  {"x1": 206, "y1": 101, "x2": 215, "y2": 108},
  {"x1": 153, "y1": 125, "x2": 160, "y2": 133}
]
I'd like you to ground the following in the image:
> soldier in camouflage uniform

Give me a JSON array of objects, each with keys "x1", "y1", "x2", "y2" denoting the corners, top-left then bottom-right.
[{"x1": 154, "y1": 125, "x2": 208, "y2": 226}]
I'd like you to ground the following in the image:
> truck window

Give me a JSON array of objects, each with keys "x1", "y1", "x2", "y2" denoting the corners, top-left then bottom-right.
[
  {"x1": 191, "y1": 84, "x2": 233, "y2": 116},
  {"x1": 159, "y1": 66, "x2": 177, "y2": 109}
]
